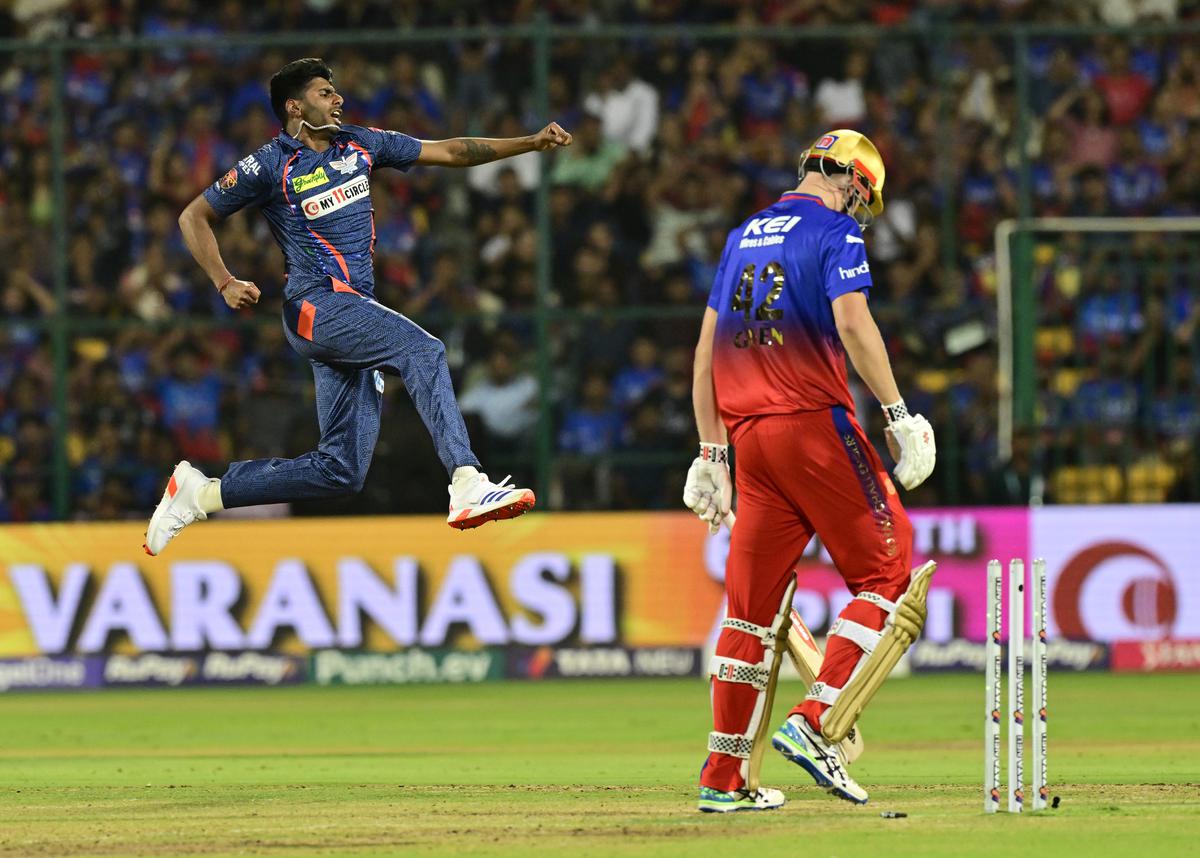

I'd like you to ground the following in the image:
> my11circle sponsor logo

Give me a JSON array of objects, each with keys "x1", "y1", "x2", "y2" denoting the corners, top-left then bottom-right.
[{"x1": 302, "y1": 177, "x2": 370, "y2": 220}]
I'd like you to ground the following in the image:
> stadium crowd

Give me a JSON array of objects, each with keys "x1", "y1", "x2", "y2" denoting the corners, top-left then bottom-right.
[{"x1": 1, "y1": 0, "x2": 1198, "y2": 520}]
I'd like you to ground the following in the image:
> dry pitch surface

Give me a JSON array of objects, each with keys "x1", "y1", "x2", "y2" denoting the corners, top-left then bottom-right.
[{"x1": 0, "y1": 673, "x2": 1196, "y2": 857}]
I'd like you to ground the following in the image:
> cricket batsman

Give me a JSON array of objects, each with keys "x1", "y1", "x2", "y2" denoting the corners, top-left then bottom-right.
[
  {"x1": 145, "y1": 58, "x2": 572, "y2": 555},
  {"x1": 685, "y1": 130, "x2": 936, "y2": 811}
]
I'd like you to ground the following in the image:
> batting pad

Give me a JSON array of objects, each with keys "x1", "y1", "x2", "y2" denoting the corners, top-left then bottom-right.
[{"x1": 820, "y1": 561, "x2": 937, "y2": 744}]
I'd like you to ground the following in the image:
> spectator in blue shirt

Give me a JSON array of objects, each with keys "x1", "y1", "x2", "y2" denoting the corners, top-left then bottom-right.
[
  {"x1": 158, "y1": 342, "x2": 223, "y2": 461},
  {"x1": 559, "y1": 371, "x2": 625, "y2": 456},
  {"x1": 1078, "y1": 257, "x2": 1144, "y2": 347},
  {"x1": 611, "y1": 336, "x2": 665, "y2": 412},
  {"x1": 1108, "y1": 127, "x2": 1166, "y2": 213}
]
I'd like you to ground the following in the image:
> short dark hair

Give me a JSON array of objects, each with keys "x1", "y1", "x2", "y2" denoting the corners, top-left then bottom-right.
[{"x1": 269, "y1": 58, "x2": 334, "y2": 125}]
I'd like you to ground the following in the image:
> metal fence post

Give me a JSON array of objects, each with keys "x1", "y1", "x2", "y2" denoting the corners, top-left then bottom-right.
[
  {"x1": 533, "y1": 12, "x2": 554, "y2": 503},
  {"x1": 1012, "y1": 28, "x2": 1036, "y2": 436},
  {"x1": 49, "y1": 43, "x2": 71, "y2": 520}
]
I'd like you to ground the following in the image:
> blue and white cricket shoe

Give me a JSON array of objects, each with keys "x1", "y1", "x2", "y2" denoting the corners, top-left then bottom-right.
[
  {"x1": 697, "y1": 785, "x2": 785, "y2": 813},
  {"x1": 447, "y1": 472, "x2": 535, "y2": 530},
  {"x1": 772, "y1": 714, "x2": 869, "y2": 805}
]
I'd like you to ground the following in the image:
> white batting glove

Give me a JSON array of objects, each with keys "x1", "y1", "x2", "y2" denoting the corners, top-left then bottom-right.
[
  {"x1": 683, "y1": 443, "x2": 732, "y2": 534},
  {"x1": 882, "y1": 400, "x2": 936, "y2": 490}
]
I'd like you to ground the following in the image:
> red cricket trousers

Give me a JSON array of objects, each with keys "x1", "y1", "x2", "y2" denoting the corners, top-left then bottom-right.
[{"x1": 701, "y1": 407, "x2": 913, "y2": 793}]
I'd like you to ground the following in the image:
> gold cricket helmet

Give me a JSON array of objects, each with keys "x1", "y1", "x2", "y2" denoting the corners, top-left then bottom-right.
[{"x1": 799, "y1": 129, "x2": 886, "y2": 221}]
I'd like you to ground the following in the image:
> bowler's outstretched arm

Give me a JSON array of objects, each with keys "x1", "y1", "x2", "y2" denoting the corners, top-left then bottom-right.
[{"x1": 416, "y1": 122, "x2": 572, "y2": 167}]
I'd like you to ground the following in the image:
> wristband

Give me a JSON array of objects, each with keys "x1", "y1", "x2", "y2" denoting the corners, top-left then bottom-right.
[
  {"x1": 881, "y1": 399, "x2": 909, "y2": 425},
  {"x1": 216, "y1": 274, "x2": 235, "y2": 293},
  {"x1": 699, "y1": 442, "x2": 729, "y2": 464}
]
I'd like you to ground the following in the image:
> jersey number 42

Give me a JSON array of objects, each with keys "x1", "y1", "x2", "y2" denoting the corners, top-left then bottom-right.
[{"x1": 732, "y1": 262, "x2": 785, "y2": 321}]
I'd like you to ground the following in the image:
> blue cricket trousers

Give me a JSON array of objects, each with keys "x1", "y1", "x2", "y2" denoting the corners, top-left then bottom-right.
[{"x1": 220, "y1": 283, "x2": 481, "y2": 508}]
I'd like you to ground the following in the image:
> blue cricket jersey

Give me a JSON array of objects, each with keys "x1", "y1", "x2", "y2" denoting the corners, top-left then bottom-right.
[{"x1": 202, "y1": 124, "x2": 422, "y2": 299}]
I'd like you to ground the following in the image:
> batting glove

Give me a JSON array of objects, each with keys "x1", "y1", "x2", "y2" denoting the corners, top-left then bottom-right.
[
  {"x1": 683, "y1": 442, "x2": 731, "y2": 534},
  {"x1": 882, "y1": 400, "x2": 936, "y2": 490}
]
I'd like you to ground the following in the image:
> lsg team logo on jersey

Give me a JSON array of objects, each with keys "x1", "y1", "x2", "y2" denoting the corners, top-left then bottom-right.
[
  {"x1": 302, "y1": 177, "x2": 371, "y2": 220},
  {"x1": 329, "y1": 151, "x2": 359, "y2": 175}
]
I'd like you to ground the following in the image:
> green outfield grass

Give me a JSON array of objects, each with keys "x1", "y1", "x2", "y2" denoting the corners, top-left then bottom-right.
[{"x1": 0, "y1": 673, "x2": 1197, "y2": 857}]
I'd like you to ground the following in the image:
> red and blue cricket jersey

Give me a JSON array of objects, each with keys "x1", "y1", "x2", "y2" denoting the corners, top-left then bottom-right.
[
  {"x1": 707, "y1": 193, "x2": 873, "y2": 440},
  {"x1": 202, "y1": 124, "x2": 422, "y2": 300}
]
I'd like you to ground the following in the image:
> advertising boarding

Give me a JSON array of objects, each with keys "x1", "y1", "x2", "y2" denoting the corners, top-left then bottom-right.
[{"x1": 0, "y1": 505, "x2": 1196, "y2": 688}]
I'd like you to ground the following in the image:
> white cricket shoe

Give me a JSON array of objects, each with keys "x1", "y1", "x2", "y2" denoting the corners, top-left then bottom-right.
[
  {"x1": 447, "y1": 472, "x2": 535, "y2": 530},
  {"x1": 772, "y1": 714, "x2": 869, "y2": 805},
  {"x1": 143, "y1": 461, "x2": 212, "y2": 556},
  {"x1": 697, "y1": 785, "x2": 785, "y2": 813}
]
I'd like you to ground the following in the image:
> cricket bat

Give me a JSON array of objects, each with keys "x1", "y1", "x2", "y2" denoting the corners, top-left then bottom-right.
[{"x1": 785, "y1": 607, "x2": 865, "y2": 764}]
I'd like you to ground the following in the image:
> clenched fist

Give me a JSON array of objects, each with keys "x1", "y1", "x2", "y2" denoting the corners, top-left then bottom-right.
[
  {"x1": 531, "y1": 122, "x2": 572, "y2": 151},
  {"x1": 220, "y1": 277, "x2": 260, "y2": 310}
]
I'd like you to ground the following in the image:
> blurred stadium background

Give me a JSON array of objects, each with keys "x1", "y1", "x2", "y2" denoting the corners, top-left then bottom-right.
[
  {"x1": 1, "y1": 1, "x2": 1199, "y2": 855},
  {"x1": 3, "y1": 0, "x2": 1199, "y2": 521}
]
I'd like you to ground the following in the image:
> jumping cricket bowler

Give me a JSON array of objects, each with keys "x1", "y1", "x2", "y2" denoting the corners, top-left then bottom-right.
[
  {"x1": 685, "y1": 130, "x2": 936, "y2": 811},
  {"x1": 145, "y1": 58, "x2": 572, "y2": 555}
]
